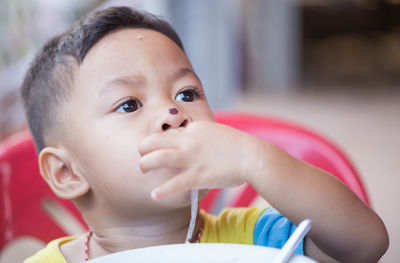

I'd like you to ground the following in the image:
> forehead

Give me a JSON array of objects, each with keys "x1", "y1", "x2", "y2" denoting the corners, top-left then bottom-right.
[
  {"x1": 84, "y1": 28, "x2": 185, "y2": 62},
  {"x1": 75, "y1": 28, "x2": 192, "y2": 92}
]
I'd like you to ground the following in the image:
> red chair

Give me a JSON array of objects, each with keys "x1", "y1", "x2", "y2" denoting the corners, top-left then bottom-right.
[
  {"x1": 0, "y1": 132, "x2": 88, "y2": 262},
  {"x1": 0, "y1": 112, "x2": 369, "y2": 260}
]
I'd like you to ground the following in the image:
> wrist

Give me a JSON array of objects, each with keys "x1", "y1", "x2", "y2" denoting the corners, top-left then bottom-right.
[{"x1": 241, "y1": 135, "x2": 272, "y2": 186}]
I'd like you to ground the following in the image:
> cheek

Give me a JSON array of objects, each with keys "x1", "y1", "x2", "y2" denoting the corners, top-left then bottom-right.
[
  {"x1": 198, "y1": 109, "x2": 216, "y2": 122},
  {"x1": 88, "y1": 135, "x2": 142, "y2": 176},
  {"x1": 191, "y1": 102, "x2": 215, "y2": 122},
  {"x1": 71, "y1": 127, "x2": 176, "y2": 196},
  {"x1": 77, "y1": 139, "x2": 146, "y2": 203},
  {"x1": 70, "y1": 124, "x2": 143, "y2": 185}
]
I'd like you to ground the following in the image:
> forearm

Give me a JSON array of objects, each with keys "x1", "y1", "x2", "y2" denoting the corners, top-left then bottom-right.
[{"x1": 246, "y1": 140, "x2": 389, "y2": 262}]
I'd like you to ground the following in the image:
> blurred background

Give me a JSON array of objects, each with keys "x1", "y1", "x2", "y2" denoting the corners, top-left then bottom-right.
[{"x1": 0, "y1": 0, "x2": 399, "y2": 261}]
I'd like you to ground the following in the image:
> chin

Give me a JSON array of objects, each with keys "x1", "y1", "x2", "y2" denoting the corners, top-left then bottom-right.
[
  {"x1": 155, "y1": 190, "x2": 192, "y2": 209},
  {"x1": 145, "y1": 169, "x2": 209, "y2": 209},
  {"x1": 157, "y1": 189, "x2": 210, "y2": 211}
]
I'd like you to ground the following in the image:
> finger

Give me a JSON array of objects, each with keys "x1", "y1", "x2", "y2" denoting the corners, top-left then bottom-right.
[
  {"x1": 151, "y1": 171, "x2": 195, "y2": 200},
  {"x1": 140, "y1": 149, "x2": 185, "y2": 172},
  {"x1": 138, "y1": 132, "x2": 180, "y2": 155}
]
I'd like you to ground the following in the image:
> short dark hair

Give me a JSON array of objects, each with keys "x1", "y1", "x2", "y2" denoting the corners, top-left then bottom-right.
[{"x1": 21, "y1": 6, "x2": 184, "y2": 151}]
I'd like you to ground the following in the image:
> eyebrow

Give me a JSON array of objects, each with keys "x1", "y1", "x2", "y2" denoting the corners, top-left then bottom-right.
[
  {"x1": 171, "y1": 67, "x2": 201, "y2": 83},
  {"x1": 99, "y1": 67, "x2": 200, "y2": 97},
  {"x1": 99, "y1": 75, "x2": 144, "y2": 98}
]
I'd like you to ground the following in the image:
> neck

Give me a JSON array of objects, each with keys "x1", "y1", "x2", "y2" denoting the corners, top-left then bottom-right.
[{"x1": 85, "y1": 206, "x2": 203, "y2": 258}]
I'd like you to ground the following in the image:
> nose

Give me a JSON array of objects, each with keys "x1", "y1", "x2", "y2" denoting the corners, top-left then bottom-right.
[
  {"x1": 153, "y1": 107, "x2": 190, "y2": 132},
  {"x1": 161, "y1": 119, "x2": 188, "y2": 131}
]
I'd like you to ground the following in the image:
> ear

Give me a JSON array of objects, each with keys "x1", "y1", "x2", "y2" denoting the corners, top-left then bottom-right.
[{"x1": 39, "y1": 147, "x2": 90, "y2": 199}]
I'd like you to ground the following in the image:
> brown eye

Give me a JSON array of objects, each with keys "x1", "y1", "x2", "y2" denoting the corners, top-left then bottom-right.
[
  {"x1": 176, "y1": 89, "x2": 197, "y2": 102},
  {"x1": 116, "y1": 99, "x2": 142, "y2": 113}
]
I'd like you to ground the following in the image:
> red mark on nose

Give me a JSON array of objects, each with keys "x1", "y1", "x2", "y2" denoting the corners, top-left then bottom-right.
[{"x1": 169, "y1": 108, "x2": 179, "y2": 115}]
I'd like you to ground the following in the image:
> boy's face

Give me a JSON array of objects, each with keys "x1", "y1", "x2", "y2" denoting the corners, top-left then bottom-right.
[{"x1": 62, "y1": 28, "x2": 215, "y2": 218}]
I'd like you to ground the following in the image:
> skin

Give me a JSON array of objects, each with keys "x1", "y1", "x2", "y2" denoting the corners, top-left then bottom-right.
[{"x1": 38, "y1": 28, "x2": 389, "y2": 262}]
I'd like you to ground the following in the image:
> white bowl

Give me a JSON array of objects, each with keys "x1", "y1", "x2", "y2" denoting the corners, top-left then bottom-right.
[{"x1": 88, "y1": 243, "x2": 318, "y2": 263}]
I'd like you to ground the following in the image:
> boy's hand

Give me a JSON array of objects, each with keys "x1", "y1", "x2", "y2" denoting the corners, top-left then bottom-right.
[{"x1": 138, "y1": 121, "x2": 260, "y2": 200}]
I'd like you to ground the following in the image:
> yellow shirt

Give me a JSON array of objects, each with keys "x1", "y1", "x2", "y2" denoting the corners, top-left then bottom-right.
[
  {"x1": 23, "y1": 236, "x2": 78, "y2": 263},
  {"x1": 24, "y1": 208, "x2": 265, "y2": 262},
  {"x1": 200, "y1": 207, "x2": 264, "y2": 244}
]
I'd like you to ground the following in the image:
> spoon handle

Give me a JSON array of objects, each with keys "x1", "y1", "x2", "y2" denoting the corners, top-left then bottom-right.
[
  {"x1": 272, "y1": 219, "x2": 312, "y2": 263},
  {"x1": 185, "y1": 189, "x2": 199, "y2": 243}
]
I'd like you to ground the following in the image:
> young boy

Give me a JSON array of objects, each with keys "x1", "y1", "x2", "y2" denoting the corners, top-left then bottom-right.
[{"x1": 22, "y1": 6, "x2": 388, "y2": 263}]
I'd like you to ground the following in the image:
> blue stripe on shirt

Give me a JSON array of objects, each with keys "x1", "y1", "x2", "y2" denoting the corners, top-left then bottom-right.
[{"x1": 253, "y1": 207, "x2": 304, "y2": 255}]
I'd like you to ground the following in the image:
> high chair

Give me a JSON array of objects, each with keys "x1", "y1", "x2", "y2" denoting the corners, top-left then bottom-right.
[{"x1": 0, "y1": 112, "x2": 369, "y2": 262}]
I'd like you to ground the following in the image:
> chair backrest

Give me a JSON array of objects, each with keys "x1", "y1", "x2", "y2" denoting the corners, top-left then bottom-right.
[
  {"x1": 0, "y1": 132, "x2": 87, "y2": 259},
  {"x1": 200, "y1": 112, "x2": 369, "y2": 213},
  {"x1": 0, "y1": 112, "x2": 369, "y2": 258}
]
